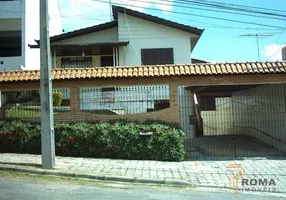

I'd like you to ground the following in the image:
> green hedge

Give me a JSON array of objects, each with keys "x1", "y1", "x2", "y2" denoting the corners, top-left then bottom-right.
[{"x1": 0, "y1": 119, "x2": 185, "y2": 161}]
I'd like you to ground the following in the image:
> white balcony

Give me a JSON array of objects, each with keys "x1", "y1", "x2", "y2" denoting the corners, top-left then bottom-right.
[{"x1": 0, "y1": 0, "x2": 22, "y2": 19}]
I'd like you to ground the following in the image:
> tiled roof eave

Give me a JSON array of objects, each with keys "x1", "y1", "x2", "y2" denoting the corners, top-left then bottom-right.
[{"x1": 0, "y1": 61, "x2": 286, "y2": 83}]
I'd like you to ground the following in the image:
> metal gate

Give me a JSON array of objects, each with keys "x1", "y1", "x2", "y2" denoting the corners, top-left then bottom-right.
[{"x1": 178, "y1": 84, "x2": 286, "y2": 158}]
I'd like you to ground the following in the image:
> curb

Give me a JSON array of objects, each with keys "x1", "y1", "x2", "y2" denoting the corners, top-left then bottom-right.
[
  {"x1": 195, "y1": 184, "x2": 286, "y2": 194},
  {"x1": 1, "y1": 166, "x2": 285, "y2": 195},
  {"x1": 0, "y1": 166, "x2": 192, "y2": 187}
]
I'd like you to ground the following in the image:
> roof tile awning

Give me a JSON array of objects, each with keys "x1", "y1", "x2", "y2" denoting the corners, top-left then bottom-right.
[
  {"x1": 29, "y1": 41, "x2": 129, "y2": 49},
  {"x1": 0, "y1": 61, "x2": 286, "y2": 83}
]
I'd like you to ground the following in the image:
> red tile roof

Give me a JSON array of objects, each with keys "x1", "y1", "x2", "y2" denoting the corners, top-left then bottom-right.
[{"x1": 0, "y1": 61, "x2": 286, "y2": 83}]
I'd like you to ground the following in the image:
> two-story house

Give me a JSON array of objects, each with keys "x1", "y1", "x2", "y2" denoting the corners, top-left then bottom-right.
[
  {"x1": 30, "y1": 5, "x2": 204, "y2": 68},
  {"x1": 0, "y1": 0, "x2": 62, "y2": 71}
]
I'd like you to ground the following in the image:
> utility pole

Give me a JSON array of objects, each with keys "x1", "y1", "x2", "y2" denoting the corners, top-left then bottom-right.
[
  {"x1": 40, "y1": 0, "x2": 55, "y2": 169},
  {"x1": 239, "y1": 34, "x2": 274, "y2": 61}
]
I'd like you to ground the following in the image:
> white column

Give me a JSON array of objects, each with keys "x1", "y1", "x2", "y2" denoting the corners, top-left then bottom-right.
[
  {"x1": 112, "y1": 47, "x2": 115, "y2": 66},
  {"x1": 53, "y1": 49, "x2": 57, "y2": 69},
  {"x1": 40, "y1": 0, "x2": 55, "y2": 169},
  {"x1": 116, "y1": 47, "x2": 119, "y2": 66},
  {"x1": 21, "y1": 0, "x2": 26, "y2": 66},
  {"x1": 178, "y1": 86, "x2": 196, "y2": 158},
  {"x1": 178, "y1": 86, "x2": 195, "y2": 140}
]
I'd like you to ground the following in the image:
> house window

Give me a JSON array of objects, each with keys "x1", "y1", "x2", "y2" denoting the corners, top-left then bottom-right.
[
  {"x1": 141, "y1": 48, "x2": 174, "y2": 65},
  {"x1": 61, "y1": 57, "x2": 92, "y2": 68},
  {"x1": 0, "y1": 31, "x2": 21, "y2": 57}
]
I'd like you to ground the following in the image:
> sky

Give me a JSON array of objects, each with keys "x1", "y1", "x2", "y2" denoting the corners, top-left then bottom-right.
[{"x1": 57, "y1": 0, "x2": 286, "y2": 62}]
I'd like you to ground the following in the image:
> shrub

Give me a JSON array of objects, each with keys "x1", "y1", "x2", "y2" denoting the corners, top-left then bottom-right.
[
  {"x1": 0, "y1": 120, "x2": 41, "y2": 154},
  {"x1": 0, "y1": 119, "x2": 185, "y2": 161},
  {"x1": 52, "y1": 92, "x2": 63, "y2": 107}
]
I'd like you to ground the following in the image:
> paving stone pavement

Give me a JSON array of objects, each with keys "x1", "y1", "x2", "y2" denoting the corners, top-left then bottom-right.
[{"x1": 0, "y1": 154, "x2": 285, "y2": 193}]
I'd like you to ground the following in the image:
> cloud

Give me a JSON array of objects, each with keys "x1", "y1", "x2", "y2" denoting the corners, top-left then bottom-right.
[
  {"x1": 59, "y1": 0, "x2": 173, "y2": 31},
  {"x1": 263, "y1": 44, "x2": 284, "y2": 61},
  {"x1": 59, "y1": 0, "x2": 110, "y2": 31},
  {"x1": 63, "y1": 0, "x2": 173, "y2": 18}
]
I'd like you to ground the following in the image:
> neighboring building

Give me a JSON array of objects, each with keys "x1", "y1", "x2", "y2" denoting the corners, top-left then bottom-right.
[
  {"x1": 0, "y1": 0, "x2": 62, "y2": 71},
  {"x1": 31, "y1": 5, "x2": 204, "y2": 68},
  {"x1": 282, "y1": 46, "x2": 286, "y2": 61}
]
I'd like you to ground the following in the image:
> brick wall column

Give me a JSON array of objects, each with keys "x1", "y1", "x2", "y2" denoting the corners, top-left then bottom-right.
[
  {"x1": 69, "y1": 85, "x2": 80, "y2": 114},
  {"x1": 169, "y1": 84, "x2": 180, "y2": 123}
]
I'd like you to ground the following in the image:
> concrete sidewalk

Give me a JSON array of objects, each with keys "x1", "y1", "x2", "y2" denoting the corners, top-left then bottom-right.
[{"x1": 0, "y1": 154, "x2": 285, "y2": 193}]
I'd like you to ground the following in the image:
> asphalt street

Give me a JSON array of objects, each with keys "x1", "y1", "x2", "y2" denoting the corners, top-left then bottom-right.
[{"x1": 0, "y1": 172, "x2": 285, "y2": 200}]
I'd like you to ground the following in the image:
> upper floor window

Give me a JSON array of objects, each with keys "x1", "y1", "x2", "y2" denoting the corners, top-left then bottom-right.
[
  {"x1": 0, "y1": 31, "x2": 21, "y2": 57},
  {"x1": 141, "y1": 48, "x2": 174, "y2": 65},
  {"x1": 61, "y1": 57, "x2": 92, "y2": 68}
]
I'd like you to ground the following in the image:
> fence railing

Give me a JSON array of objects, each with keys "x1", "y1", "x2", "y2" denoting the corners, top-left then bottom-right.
[
  {"x1": 80, "y1": 85, "x2": 170, "y2": 115},
  {"x1": 0, "y1": 89, "x2": 70, "y2": 119},
  {"x1": 0, "y1": 85, "x2": 170, "y2": 118}
]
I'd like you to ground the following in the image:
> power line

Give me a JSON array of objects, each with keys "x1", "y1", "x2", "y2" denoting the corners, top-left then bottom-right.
[
  {"x1": 0, "y1": 6, "x2": 283, "y2": 31},
  {"x1": 124, "y1": 10, "x2": 143, "y2": 65},
  {"x1": 76, "y1": 0, "x2": 286, "y2": 30},
  {"x1": 0, "y1": 8, "x2": 280, "y2": 31},
  {"x1": 177, "y1": 0, "x2": 286, "y2": 18},
  {"x1": 120, "y1": 0, "x2": 286, "y2": 19},
  {"x1": 56, "y1": 0, "x2": 64, "y2": 31},
  {"x1": 191, "y1": 0, "x2": 286, "y2": 14},
  {"x1": 266, "y1": 43, "x2": 286, "y2": 61},
  {"x1": 1, "y1": 1, "x2": 284, "y2": 30},
  {"x1": 272, "y1": 28, "x2": 286, "y2": 44},
  {"x1": 0, "y1": 8, "x2": 109, "y2": 19},
  {"x1": 117, "y1": 0, "x2": 286, "y2": 21},
  {"x1": 132, "y1": 10, "x2": 283, "y2": 31},
  {"x1": 92, "y1": 0, "x2": 284, "y2": 29},
  {"x1": 266, "y1": 27, "x2": 286, "y2": 61},
  {"x1": 151, "y1": 0, "x2": 286, "y2": 20}
]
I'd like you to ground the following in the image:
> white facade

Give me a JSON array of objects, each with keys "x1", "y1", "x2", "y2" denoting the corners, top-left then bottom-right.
[
  {"x1": 0, "y1": 0, "x2": 62, "y2": 71},
  {"x1": 53, "y1": 27, "x2": 118, "y2": 45},
  {"x1": 117, "y1": 13, "x2": 196, "y2": 66},
  {"x1": 50, "y1": 7, "x2": 202, "y2": 68}
]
